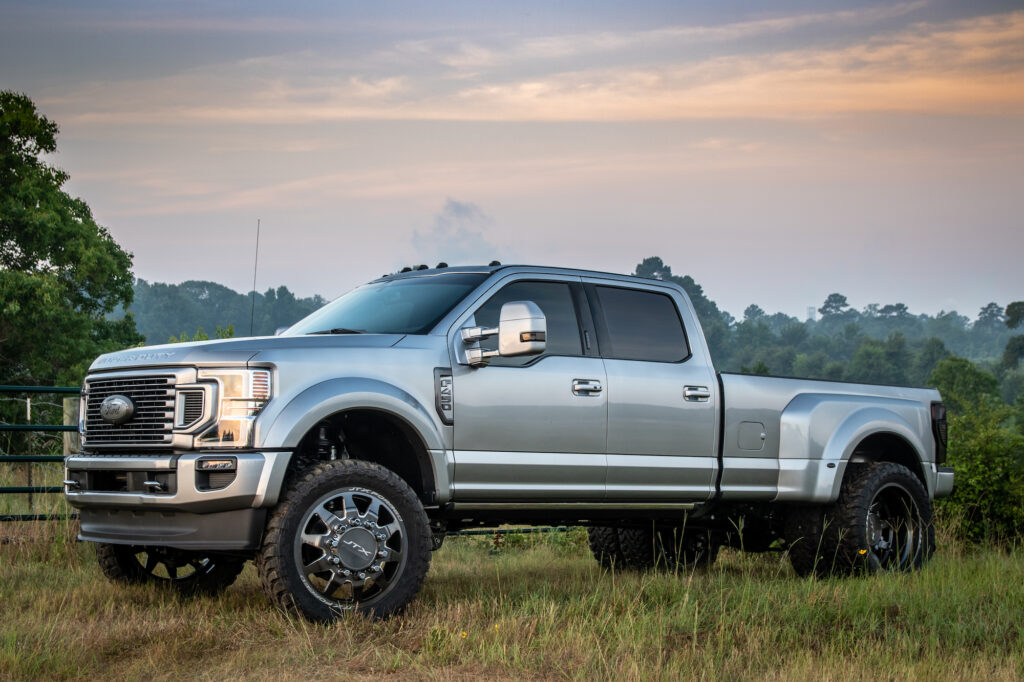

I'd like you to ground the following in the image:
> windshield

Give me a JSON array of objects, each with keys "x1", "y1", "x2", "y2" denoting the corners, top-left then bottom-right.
[{"x1": 285, "y1": 273, "x2": 488, "y2": 335}]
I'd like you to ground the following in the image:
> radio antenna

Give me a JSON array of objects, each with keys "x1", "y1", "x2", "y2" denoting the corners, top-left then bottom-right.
[{"x1": 249, "y1": 218, "x2": 261, "y2": 336}]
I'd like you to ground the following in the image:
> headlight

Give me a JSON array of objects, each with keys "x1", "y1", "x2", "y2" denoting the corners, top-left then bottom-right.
[{"x1": 196, "y1": 368, "x2": 272, "y2": 447}]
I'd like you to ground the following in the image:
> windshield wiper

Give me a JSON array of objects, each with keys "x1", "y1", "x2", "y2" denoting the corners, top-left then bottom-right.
[{"x1": 309, "y1": 328, "x2": 365, "y2": 335}]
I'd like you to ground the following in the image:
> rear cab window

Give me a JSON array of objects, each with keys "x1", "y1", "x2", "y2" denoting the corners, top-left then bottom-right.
[{"x1": 588, "y1": 285, "x2": 690, "y2": 363}]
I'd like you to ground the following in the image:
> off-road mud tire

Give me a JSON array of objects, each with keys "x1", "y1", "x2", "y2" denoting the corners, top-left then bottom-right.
[
  {"x1": 256, "y1": 459, "x2": 431, "y2": 622},
  {"x1": 587, "y1": 526, "x2": 626, "y2": 568},
  {"x1": 787, "y1": 462, "x2": 935, "y2": 577}
]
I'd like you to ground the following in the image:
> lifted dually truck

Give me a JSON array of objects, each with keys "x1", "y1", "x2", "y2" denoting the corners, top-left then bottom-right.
[{"x1": 65, "y1": 264, "x2": 954, "y2": 621}]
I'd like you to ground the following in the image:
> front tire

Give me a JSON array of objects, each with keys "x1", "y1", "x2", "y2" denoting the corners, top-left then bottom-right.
[
  {"x1": 257, "y1": 460, "x2": 431, "y2": 622},
  {"x1": 95, "y1": 544, "x2": 244, "y2": 596}
]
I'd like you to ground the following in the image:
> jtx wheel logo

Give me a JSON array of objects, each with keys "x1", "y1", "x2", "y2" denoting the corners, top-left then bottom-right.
[{"x1": 343, "y1": 540, "x2": 372, "y2": 557}]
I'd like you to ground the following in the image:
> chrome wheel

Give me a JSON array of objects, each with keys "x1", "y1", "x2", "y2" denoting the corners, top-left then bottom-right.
[{"x1": 293, "y1": 487, "x2": 407, "y2": 609}]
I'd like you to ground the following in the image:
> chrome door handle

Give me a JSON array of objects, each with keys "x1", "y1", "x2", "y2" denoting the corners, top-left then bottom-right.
[
  {"x1": 683, "y1": 386, "x2": 711, "y2": 402},
  {"x1": 572, "y1": 379, "x2": 603, "y2": 395}
]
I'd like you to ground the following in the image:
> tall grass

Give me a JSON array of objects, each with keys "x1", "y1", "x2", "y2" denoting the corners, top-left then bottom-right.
[
  {"x1": 0, "y1": 462, "x2": 69, "y2": 517},
  {"x1": 0, "y1": 525, "x2": 1021, "y2": 680}
]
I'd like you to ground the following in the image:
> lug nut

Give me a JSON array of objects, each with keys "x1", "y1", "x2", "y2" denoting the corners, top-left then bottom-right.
[
  {"x1": 331, "y1": 540, "x2": 339, "y2": 548},
  {"x1": 331, "y1": 556, "x2": 340, "y2": 565},
  {"x1": 378, "y1": 549, "x2": 389, "y2": 558},
  {"x1": 342, "y1": 569, "x2": 351, "y2": 576},
  {"x1": 357, "y1": 572, "x2": 366, "y2": 580}
]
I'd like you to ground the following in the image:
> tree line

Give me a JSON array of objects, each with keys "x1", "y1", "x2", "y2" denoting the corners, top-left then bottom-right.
[
  {"x1": 633, "y1": 257, "x2": 1021, "y2": 405},
  {"x1": 126, "y1": 280, "x2": 326, "y2": 344}
]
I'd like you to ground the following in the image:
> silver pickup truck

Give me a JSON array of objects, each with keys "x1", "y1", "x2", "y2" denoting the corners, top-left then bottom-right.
[{"x1": 65, "y1": 264, "x2": 954, "y2": 621}]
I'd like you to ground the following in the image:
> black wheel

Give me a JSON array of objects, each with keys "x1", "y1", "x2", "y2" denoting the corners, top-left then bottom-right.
[
  {"x1": 614, "y1": 525, "x2": 719, "y2": 571},
  {"x1": 257, "y1": 459, "x2": 431, "y2": 622},
  {"x1": 95, "y1": 543, "x2": 244, "y2": 596},
  {"x1": 787, "y1": 462, "x2": 934, "y2": 577},
  {"x1": 587, "y1": 526, "x2": 625, "y2": 568}
]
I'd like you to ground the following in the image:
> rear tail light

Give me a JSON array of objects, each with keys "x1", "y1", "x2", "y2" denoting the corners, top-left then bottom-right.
[{"x1": 931, "y1": 402, "x2": 948, "y2": 465}]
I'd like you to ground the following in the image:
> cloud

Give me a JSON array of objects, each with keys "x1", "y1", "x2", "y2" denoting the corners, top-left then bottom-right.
[
  {"x1": 410, "y1": 1, "x2": 930, "y2": 73},
  {"x1": 46, "y1": 9, "x2": 1024, "y2": 128},
  {"x1": 410, "y1": 199, "x2": 502, "y2": 267}
]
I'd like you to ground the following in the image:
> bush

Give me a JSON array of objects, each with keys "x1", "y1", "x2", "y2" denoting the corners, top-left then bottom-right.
[{"x1": 936, "y1": 401, "x2": 1024, "y2": 544}]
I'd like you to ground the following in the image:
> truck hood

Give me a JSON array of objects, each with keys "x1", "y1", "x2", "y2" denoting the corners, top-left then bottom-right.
[{"x1": 89, "y1": 334, "x2": 406, "y2": 371}]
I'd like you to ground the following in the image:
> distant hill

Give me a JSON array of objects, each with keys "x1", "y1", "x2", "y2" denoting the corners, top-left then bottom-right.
[{"x1": 127, "y1": 279, "x2": 327, "y2": 344}]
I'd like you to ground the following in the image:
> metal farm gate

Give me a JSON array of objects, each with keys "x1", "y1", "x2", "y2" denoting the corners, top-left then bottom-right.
[{"x1": 0, "y1": 385, "x2": 79, "y2": 522}]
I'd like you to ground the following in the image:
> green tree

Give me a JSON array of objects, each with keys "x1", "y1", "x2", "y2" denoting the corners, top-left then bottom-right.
[
  {"x1": 845, "y1": 340, "x2": 897, "y2": 385},
  {"x1": 634, "y1": 256, "x2": 731, "y2": 363},
  {"x1": 1003, "y1": 300, "x2": 1024, "y2": 369},
  {"x1": 928, "y1": 357, "x2": 1001, "y2": 415},
  {"x1": 1006, "y1": 301, "x2": 1024, "y2": 330},
  {"x1": 0, "y1": 91, "x2": 142, "y2": 385},
  {"x1": 1003, "y1": 336, "x2": 1024, "y2": 369},
  {"x1": 819, "y1": 293, "x2": 850, "y2": 317},
  {"x1": 909, "y1": 337, "x2": 950, "y2": 387},
  {"x1": 168, "y1": 324, "x2": 235, "y2": 344},
  {"x1": 975, "y1": 302, "x2": 1005, "y2": 333}
]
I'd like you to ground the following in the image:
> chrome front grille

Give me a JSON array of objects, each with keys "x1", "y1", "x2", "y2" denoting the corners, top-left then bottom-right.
[{"x1": 84, "y1": 375, "x2": 176, "y2": 446}]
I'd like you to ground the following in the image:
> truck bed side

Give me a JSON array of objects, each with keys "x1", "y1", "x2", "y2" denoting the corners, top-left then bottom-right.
[{"x1": 718, "y1": 373, "x2": 943, "y2": 502}]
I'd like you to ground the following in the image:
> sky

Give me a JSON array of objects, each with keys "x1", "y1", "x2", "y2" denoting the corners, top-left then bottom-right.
[{"x1": 2, "y1": 0, "x2": 1022, "y2": 321}]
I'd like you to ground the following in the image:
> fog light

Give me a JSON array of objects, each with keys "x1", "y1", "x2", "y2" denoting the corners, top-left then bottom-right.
[{"x1": 196, "y1": 458, "x2": 237, "y2": 471}]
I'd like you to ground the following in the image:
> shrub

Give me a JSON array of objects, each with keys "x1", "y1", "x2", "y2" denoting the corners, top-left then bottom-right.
[{"x1": 936, "y1": 401, "x2": 1024, "y2": 544}]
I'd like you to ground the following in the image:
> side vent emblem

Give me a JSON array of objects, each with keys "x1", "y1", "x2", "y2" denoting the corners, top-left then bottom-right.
[{"x1": 434, "y1": 368, "x2": 454, "y2": 425}]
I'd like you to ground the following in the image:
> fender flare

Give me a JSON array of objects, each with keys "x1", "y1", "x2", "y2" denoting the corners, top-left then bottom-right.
[
  {"x1": 257, "y1": 377, "x2": 448, "y2": 505},
  {"x1": 777, "y1": 394, "x2": 930, "y2": 503}
]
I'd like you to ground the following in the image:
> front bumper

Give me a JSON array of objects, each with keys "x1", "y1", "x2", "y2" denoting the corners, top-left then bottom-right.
[
  {"x1": 64, "y1": 450, "x2": 291, "y2": 550},
  {"x1": 77, "y1": 507, "x2": 267, "y2": 550}
]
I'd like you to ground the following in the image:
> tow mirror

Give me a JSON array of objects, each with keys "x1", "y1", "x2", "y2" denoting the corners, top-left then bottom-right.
[{"x1": 463, "y1": 301, "x2": 546, "y2": 366}]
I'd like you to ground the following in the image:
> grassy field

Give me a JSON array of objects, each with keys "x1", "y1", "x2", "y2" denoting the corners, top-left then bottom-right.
[{"x1": 1, "y1": 519, "x2": 1021, "y2": 681}]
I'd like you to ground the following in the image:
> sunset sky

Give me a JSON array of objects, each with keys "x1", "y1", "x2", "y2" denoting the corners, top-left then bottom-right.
[{"x1": 2, "y1": 0, "x2": 1022, "y2": 320}]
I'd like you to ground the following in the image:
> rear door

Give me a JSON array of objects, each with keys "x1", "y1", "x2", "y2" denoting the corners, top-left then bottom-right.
[{"x1": 584, "y1": 281, "x2": 718, "y2": 502}]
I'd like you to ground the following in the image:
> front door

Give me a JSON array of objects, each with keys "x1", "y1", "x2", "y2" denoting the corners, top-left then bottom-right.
[{"x1": 450, "y1": 277, "x2": 607, "y2": 501}]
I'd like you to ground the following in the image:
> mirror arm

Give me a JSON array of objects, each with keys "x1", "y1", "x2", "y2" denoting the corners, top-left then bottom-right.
[
  {"x1": 466, "y1": 348, "x2": 500, "y2": 367},
  {"x1": 461, "y1": 326, "x2": 499, "y2": 344}
]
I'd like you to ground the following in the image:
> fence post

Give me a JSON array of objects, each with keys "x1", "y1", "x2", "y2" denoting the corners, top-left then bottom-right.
[{"x1": 63, "y1": 397, "x2": 80, "y2": 455}]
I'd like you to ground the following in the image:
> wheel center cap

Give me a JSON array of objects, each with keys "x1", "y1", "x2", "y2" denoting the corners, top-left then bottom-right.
[{"x1": 336, "y1": 527, "x2": 376, "y2": 569}]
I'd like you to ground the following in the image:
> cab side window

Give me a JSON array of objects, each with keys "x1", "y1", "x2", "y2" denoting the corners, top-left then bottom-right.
[
  {"x1": 473, "y1": 281, "x2": 582, "y2": 366},
  {"x1": 592, "y1": 286, "x2": 689, "y2": 362}
]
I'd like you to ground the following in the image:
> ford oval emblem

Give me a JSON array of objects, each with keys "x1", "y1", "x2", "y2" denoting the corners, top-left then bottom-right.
[{"x1": 99, "y1": 394, "x2": 135, "y2": 425}]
